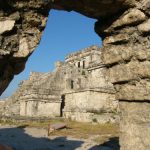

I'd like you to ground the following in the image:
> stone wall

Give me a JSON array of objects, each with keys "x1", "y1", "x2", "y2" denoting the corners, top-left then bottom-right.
[
  {"x1": 94, "y1": 4, "x2": 150, "y2": 150},
  {"x1": 20, "y1": 100, "x2": 61, "y2": 117},
  {"x1": 64, "y1": 90, "x2": 115, "y2": 111},
  {"x1": 63, "y1": 89, "x2": 118, "y2": 123},
  {"x1": 65, "y1": 45, "x2": 102, "y2": 68},
  {"x1": 0, "y1": 46, "x2": 118, "y2": 124},
  {"x1": 18, "y1": 71, "x2": 64, "y2": 117},
  {"x1": 63, "y1": 62, "x2": 117, "y2": 123},
  {"x1": 0, "y1": 0, "x2": 136, "y2": 95},
  {"x1": 0, "y1": 0, "x2": 50, "y2": 95},
  {"x1": 0, "y1": 1, "x2": 150, "y2": 149}
]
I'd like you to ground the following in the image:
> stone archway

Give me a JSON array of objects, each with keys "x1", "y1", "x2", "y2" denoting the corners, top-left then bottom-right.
[{"x1": 0, "y1": 0, "x2": 150, "y2": 149}]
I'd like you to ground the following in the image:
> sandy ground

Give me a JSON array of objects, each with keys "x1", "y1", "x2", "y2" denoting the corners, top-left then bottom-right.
[{"x1": 0, "y1": 125, "x2": 116, "y2": 150}]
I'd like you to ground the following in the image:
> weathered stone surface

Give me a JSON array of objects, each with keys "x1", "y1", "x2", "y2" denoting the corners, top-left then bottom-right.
[
  {"x1": 13, "y1": 38, "x2": 30, "y2": 58},
  {"x1": 0, "y1": 20, "x2": 15, "y2": 34},
  {"x1": 0, "y1": 0, "x2": 143, "y2": 95},
  {"x1": 50, "y1": 0, "x2": 136, "y2": 19},
  {"x1": 1, "y1": 46, "x2": 118, "y2": 123},
  {"x1": 112, "y1": 8, "x2": 146, "y2": 28},
  {"x1": 138, "y1": 19, "x2": 150, "y2": 33},
  {"x1": 116, "y1": 80, "x2": 150, "y2": 101},
  {"x1": 0, "y1": 0, "x2": 50, "y2": 95},
  {"x1": 0, "y1": 0, "x2": 150, "y2": 150},
  {"x1": 103, "y1": 34, "x2": 129, "y2": 45},
  {"x1": 119, "y1": 102, "x2": 150, "y2": 150},
  {"x1": 138, "y1": 0, "x2": 150, "y2": 15},
  {"x1": 108, "y1": 61, "x2": 150, "y2": 83},
  {"x1": 64, "y1": 111, "x2": 119, "y2": 124},
  {"x1": 102, "y1": 46, "x2": 150, "y2": 65},
  {"x1": 9, "y1": 12, "x2": 20, "y2": 21},
  {"x1": 101, "y1": 46, "x2": 132, "y2": 65},
  {"x1": 135, "y1": 49, "x2": 150, "y2": 61},
  {"x1": 64, "y1": 90, "x2": 116, "y2": 113}
]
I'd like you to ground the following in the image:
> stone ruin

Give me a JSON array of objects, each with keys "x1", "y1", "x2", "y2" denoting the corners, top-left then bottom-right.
[
  {"x1": 0, "y1": 0, "x2": 150, "y2": 149},
  {"x1": 0, "y1": 45, "x2": 118, "y2": 124}
]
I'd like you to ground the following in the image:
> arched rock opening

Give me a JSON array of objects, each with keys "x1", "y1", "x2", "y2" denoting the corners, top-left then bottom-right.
[
  {"x1": 0, "y1": 0, "x2": 135, "y2": 95},
  {"x1": 0, "y1": 0, "x2": 150, "y2": 150}
]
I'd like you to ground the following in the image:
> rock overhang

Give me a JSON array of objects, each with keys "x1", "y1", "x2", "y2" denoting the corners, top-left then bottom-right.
[{"x1": 0, "y1": 0, "x2": 133, "y2": 95}]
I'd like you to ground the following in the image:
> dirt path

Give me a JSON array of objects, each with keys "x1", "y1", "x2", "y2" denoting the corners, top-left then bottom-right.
[{"x1": 0, "y1": 125, "x2": 118, "y2": 150}]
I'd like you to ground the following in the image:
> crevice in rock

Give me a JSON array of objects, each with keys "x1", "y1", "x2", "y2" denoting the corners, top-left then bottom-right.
[{"x1": 119, "y1": 100, "x2": 150, "y2": 103}]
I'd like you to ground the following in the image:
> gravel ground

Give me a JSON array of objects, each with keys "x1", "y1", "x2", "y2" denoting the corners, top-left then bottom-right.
[{"x1": 0, "y1": 125, "x2": 117, "y2": 150}]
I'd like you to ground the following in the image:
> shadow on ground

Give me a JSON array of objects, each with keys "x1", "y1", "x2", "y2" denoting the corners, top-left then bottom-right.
[
  {"x1": 0, "y1": 126, "x2": 120, "y2": 150},
  {"x1": 0, "y1": 126, "x2": 84, "y2": 150},
  {"x1": 89, "y1": 137, "x2": 120, "y2": 150}
]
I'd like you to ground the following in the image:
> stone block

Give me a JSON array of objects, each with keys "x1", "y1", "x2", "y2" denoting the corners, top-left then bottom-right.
[
  {"x1": 9, "y1": 12, "x2": 20, "y2": 21},
  {"x1": 103, "y1": 34, "x2": 129, "y2": 45},
  {"x1": 0, "y1": 20, "x2": 15, "y2": 34},
  {"x1": 102, "y1": 46, "x2": 132, "y2": 65},
  {"x1": 13, "y1": 38, "x2": 30, "y2": 58},
  {"x1": 119, "y1": 101, "x2": 150, "y2": 150},
  {"x1": 116, "y1": 80, "x2": 150, "y2": 101},
  {"x1": 108, "y1": 61, "x2": 150, "y2": 83},
  {"x1": 112, "y1": 9, "x2": 146, "y2": 28},
  {"x1": 135, "y1": 49, "x2": 150, "y2": 61},
  {"x1": 138, "y1": 19, "x2": 150, "y2": 33},
  {"x1": 139, "y1": 0, "x2": 150, "y2": 15}
]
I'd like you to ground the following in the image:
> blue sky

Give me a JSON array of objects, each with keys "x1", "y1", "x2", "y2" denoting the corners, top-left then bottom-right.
[{"x1": 1, "y1": 10, "x2": 102, "y2": 98}]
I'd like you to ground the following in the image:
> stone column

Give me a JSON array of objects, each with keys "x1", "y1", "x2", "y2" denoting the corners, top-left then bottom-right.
[{"x1": 95, "y1": 6, "x2": 150, "y2": 150}]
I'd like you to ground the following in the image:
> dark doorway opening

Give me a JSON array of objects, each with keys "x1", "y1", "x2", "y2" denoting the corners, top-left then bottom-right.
[
  {"x1": 83, "y1": 60, "x2": 85, "y2": 69},
  {"x1": 78, "y1": 62, "x2": 80, "y2": 68},
  {"x1": 60, "y1": 94, "x2": 65, "y2": 117},
  {"x1": 71, "y1": 80, "x2": 74, "y2": 89}
]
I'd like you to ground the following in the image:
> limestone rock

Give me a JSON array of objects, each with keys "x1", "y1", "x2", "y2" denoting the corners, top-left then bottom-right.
[
  {"x1": 138, "y1": 0, "x2": 150, "y2": 15},
  {"x1": 13, "y1": 38, "x2": 30, "y2": 58},
  {"x1": 0, "y1": 1, "x2": 150, "y2": 150},
  {"x1": 0, "y1": 20, "x2": 15, "y2": 35},
  {"x1": 103, "y1": 34, "x2": 129, "y2": 45},
  {"x1": 138, "y1": 19, "x2": 150, "y2": 33},
  {"x1": 112, "y1": 9, "x2": 146, "y2": 28},
  {"x1": 135, "y1": 49, "x2": 150, "y2": 61},
  {"x1": 119, "y1": 102, "x2": 150, "y2": 150},
  {"x1": 9, "y1": 12, "x2": 20, "y2": 21},
  {"x1": 0, "y1": 0, "x2": 147, "y2": 96},
  {"x1": 0, "y1": 1, "x2": 49, "y2": 95},
  {"x1": 108, "y1": 61, "x2": 150, "y2": 83},
  {"x1": 116, "y1": 80, "x2": 150, "y2": 101},
  {"x1": 50, "y1": 0, "x2": 136, "y2": 19},
  {"x1": 101, "y1": 46, "x2": 133, "y2": 65}
]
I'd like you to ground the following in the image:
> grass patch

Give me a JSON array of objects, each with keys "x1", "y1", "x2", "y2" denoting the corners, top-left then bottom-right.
[
  {"x1": 0, "y1": 118, "x2": 119, "y2": 139},
  {"x1": 49, "y1": 120, "x2": 119, "y2": 139}
]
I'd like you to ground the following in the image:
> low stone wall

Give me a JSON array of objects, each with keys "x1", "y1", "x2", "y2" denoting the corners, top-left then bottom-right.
[
  {"x1": 63, "y1": 90, "x2": 118, "y2": 123},
  {"x1": 64, "y1": 90, "x2": 117, "y2": 112},
  {"x1": 20, "y1": 100, "x2": 61, "y2": 117},
  {"x1": 63, "y1": 111, "x2": 119, "y2": 124}
]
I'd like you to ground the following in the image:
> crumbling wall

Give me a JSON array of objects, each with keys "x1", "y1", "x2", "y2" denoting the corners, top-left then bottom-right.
[
  {"x1": 0, "y1": 46, "x2": 118, "y2": 123},
  {"x1": 0, "y1": 0, "x2": 50, "y2": 95},
  {"x1": 19, "y1": 71, "x2": 63, "y2": 117},
  {"x1": 63, "y1": 90, "x2": 118, "y2": 123},
  {"x1": 20, "y1": 100, "x2": 61, "y2": 117},
  {"x1": 95, "y1": 4, "x2": 150, "y2": 150},
  {"x1": 0, "y1": 0, "x2": 150, "y2": 149},
  {"x1": 63, "y1": 62, "x2": 117, "y2": 123},
  {"x1": 0, "y1": 0, "x2": 136, "y2": 95}
]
